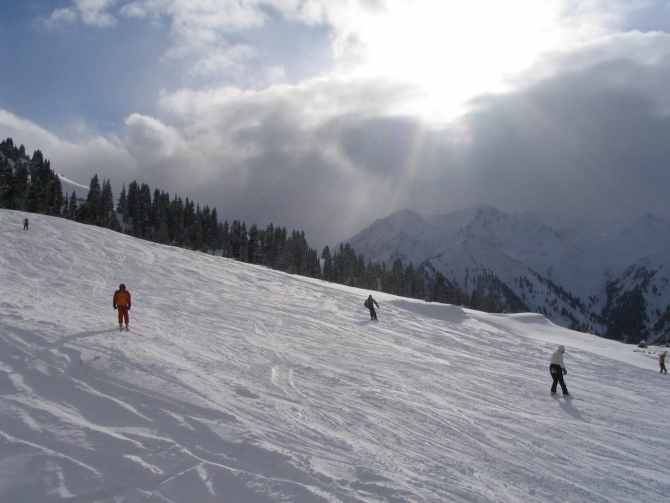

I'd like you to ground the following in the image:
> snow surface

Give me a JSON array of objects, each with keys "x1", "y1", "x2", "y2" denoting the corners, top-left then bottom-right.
[{"x1": 1, "y1": 209, "x2": 670, "y2": 503}]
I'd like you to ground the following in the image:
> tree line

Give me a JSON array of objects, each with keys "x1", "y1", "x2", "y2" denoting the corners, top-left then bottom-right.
[
  {"x1": 0, "y1": 138, "x2": 320, "y2": 278},
  {"x1": 1, "y1": 136, "x2": 527, "y2": 314}
]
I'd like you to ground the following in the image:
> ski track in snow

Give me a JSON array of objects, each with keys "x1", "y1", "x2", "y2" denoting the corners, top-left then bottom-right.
[{"x1": 1, "y1": 209, "x2": 670, "y2": 503}]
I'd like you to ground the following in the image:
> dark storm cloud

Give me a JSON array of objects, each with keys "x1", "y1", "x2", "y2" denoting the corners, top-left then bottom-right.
[
  {"x1": 432, "y1": 40, "x2": 670, "y2": 229},
  {"x1": 337, "y1": 116, "x2": 421, "y2": 177}
]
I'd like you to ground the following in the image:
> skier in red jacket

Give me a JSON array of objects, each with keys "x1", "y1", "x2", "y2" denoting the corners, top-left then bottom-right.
[{"x1": 113, "y1": 284, "x2": 131, "y2": 331}]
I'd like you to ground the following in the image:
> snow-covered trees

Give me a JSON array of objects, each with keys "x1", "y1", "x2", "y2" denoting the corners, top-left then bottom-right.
[{"x1": 0, "y1": 142, "x2": 61, "y2": 215}]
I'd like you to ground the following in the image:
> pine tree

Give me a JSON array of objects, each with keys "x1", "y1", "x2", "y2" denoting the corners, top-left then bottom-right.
[
  {"x1": 11, "y1": 161, "x2": 29, "y2": 211},
  {"x1": 46, "y1": 172, "x2": 63, "y2": 216},
  {"x1": 0, "y1": 159, "x2": 16, "y2": 209},
  {"x1": 125, "y1": 181, "x2": 139, "y2": 233},
  {"x1": 189, "y1": 203, "x2": 204, "y2": 251},
  {"x1": 117, "y1": 184, "x2": 128, "y2": 223},
  {"x1": 220, "y1": 219, "x2": 231, "y2": 257},
  {"x1": 169, "y1": 195, "x2": 186, "y2": 246},
  {"x1": 321, "y1": 246, "x2": 334, "y2": 281},
  {"x1": 137, "y1": 183, "x2": 152, "y2": 237},
  {"x1": 101, "y1": 179, "x2": 119, "y2": 230},
  {"x1": 151, "y1": 189, "x2": 169, "y2": 244},
  {"x1": 230, "y1": 220, "x2": 242, "y2": 259},
  {"x1": 238, "y1": 222, "x2": 249, "y2": 261},
  {"x1": 66, "y1": 191, "x2": 78, "y2": 220},
  {"x1": 209, "y1": 208, "x2": 221, "y2": 250},
  {"x1": 248, "y1": 223, "x2": 259, "y2": 263},
  {"x1": 76, "y1": 174, "x2": 102, "y2": 224}
]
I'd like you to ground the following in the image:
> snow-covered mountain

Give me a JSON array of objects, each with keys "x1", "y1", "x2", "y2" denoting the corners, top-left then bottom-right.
[
  {"x1": 57, "y1": 173, "x2": 90, "y2": 198},
  {"x1": 345, "y1": 206, "x2": 670, "y2": 342},
  {"x1": 2, "y1": 208, "x2": 669, "y2": 502}
]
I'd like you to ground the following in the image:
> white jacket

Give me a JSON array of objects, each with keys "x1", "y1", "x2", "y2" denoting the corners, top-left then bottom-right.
[{"x1": 550, "y1": 345, "x2": 565, "y2": 369}]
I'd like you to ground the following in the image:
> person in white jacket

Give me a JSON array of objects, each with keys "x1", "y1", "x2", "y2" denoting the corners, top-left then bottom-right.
[{"x1": 550, "y1": 345, "x2": 570, "y2": 396}]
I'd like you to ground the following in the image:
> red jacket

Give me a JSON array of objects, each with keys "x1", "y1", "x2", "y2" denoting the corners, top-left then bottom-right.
[{"x1": 113, "y1": 289, "x2": 131, "y2": 308}]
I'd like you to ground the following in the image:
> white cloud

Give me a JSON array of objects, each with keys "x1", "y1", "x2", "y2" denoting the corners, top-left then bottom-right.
[
  {"x1": 49, "y1": 8, "x2": 78, "y2": 24},
  {"x1": 77, "y1": 0, "x2": 118, "y2": 27},
  {"x1": 49, "y1": 0, "x2": 118, "y2": 27},
  {"x1": 0, "y1": 109, "x2": 134, "y2": 187}
]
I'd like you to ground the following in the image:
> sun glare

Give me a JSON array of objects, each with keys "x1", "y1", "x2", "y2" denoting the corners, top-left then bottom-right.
[{"x1": 348, "y1": 0, "x2": 563, "y2": 122}]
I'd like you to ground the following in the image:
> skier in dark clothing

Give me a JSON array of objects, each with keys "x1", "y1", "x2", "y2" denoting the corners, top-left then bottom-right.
[
  {"x1": 364, "y1": 294, "x2": 379, "y2": 320},
  {"x1": 23, "y1": 218, "x2": 29, "y2": 230},
  {"x1": 660, "y1": 351, "x2": 667, "y2": 374},
  {"x1": 550, "y1": 345, "x2": 569, "y2": 396},
  {"x1": 113, "y1": 284, "x2": 132, "y2": 331}
]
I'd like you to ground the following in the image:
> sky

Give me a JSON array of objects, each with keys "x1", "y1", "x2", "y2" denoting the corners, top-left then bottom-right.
[
  {"x1": 2, "y1": 0, "x2": 670, "y2": 249},
  {"x1": 2, "y1": 208, "x2": 670, "y2": 501}
]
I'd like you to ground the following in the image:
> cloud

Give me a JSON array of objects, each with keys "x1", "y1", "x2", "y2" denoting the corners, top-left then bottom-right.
[
  {"x1": 6, "y1": 28, "x2": 670, "y2": 247},
  {"x1": 132, "y1": 29, "x2": 669, "y2": 243},
  {"x1": 119, "y1": 1, "x2": 273, "y2": 84},
  {"x1": 416, "y1": 31, "x2": 670, "y2": 228},
  {"x1": 0, "y1": 108, "x2": 135, "y2": 185},
  {"x1": 8, "y1": 2, "x2": 670, "y2": 249},
  {"x1": 49, "y1": 0, "x2": 118, "y2": 28}
]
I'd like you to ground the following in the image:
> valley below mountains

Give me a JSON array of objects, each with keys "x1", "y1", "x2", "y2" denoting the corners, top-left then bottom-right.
[{"x1": 345, "y1": 206, "x2": 670, "y2": 344}]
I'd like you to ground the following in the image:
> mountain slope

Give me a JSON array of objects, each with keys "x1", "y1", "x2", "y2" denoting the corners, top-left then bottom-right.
[
  {"x1": 346, "y1": 206, "x2": 591, "y2": 292},
  {"x1": 345, "y1": 206, "x2": 670, "y2": 342},
  {"x1": 1, "y1": 209, "x2": 669, "y2": 503},
  {"x1": 422, "y1": 239, "x2": 602, "y2": 333}
]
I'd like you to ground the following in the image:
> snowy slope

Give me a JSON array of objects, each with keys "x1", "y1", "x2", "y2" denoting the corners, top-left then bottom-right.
[{"x1": 1, "y1": 209, "x2": 670, "y2": 503}]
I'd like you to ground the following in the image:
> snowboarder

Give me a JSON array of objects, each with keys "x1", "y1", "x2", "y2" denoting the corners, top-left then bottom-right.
[
  {"x1": 364, "y1": 294, "x2": 379, "y2": 320},
  {"x1": 23, "y1": 218, "x2": 29, "y2": 230},
  {"x1": 113, "y1": 283, "x2": 132, "y2": 331},
  {"x1": 550, "y1": 345, "x2": 569, "y2": 396},
  {"x1": 660, "y1": 351, "x2": 668, "y2": 374}
]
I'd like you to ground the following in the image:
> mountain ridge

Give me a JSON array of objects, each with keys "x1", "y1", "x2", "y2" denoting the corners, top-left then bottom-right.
[{"x1": 345, "y1": 206, "x2": 670, "y2": 343}]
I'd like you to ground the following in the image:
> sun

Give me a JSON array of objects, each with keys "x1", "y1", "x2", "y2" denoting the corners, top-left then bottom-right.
[{"x1": 343, "y1": 0, "x2": 564, "y2": 122}]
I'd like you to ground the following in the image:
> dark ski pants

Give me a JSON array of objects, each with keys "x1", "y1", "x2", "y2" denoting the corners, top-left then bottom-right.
[
  {"x1": 368, "y1": 307, "x2": 377, "y2": 320},
  {"x1": 550, "y1": 364, "x2": 568, "y2": 395},
  {"x1": 117, "y1": 306, "x2": 129, "y2": 325},
  {"x1": 661, "y1": 363, "x2": 667, "y2": 374}
]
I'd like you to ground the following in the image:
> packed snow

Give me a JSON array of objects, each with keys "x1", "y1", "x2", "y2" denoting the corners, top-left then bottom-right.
[{"x1": 1, "y1": 209, "x2": 669, "y2": 503}]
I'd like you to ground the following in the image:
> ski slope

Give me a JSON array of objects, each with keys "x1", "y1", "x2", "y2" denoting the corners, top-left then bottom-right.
[{"x1": 1, "y1": 209, "x2": 669, "y2": 503}]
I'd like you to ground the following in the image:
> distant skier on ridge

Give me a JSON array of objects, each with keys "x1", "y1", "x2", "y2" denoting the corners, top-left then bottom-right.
[
  {"x1": 364, "y1": 294, "x2": 379, "y2": 320},
  {"x1": 113, "y1": 284, "x2": 132, "y2": 331},
  {"x1": 549, "y1": 345, "x2": 569, "y2": 396},
  {"x1": 23, "y1": 218, "x2": 29, "y2": 230}
]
